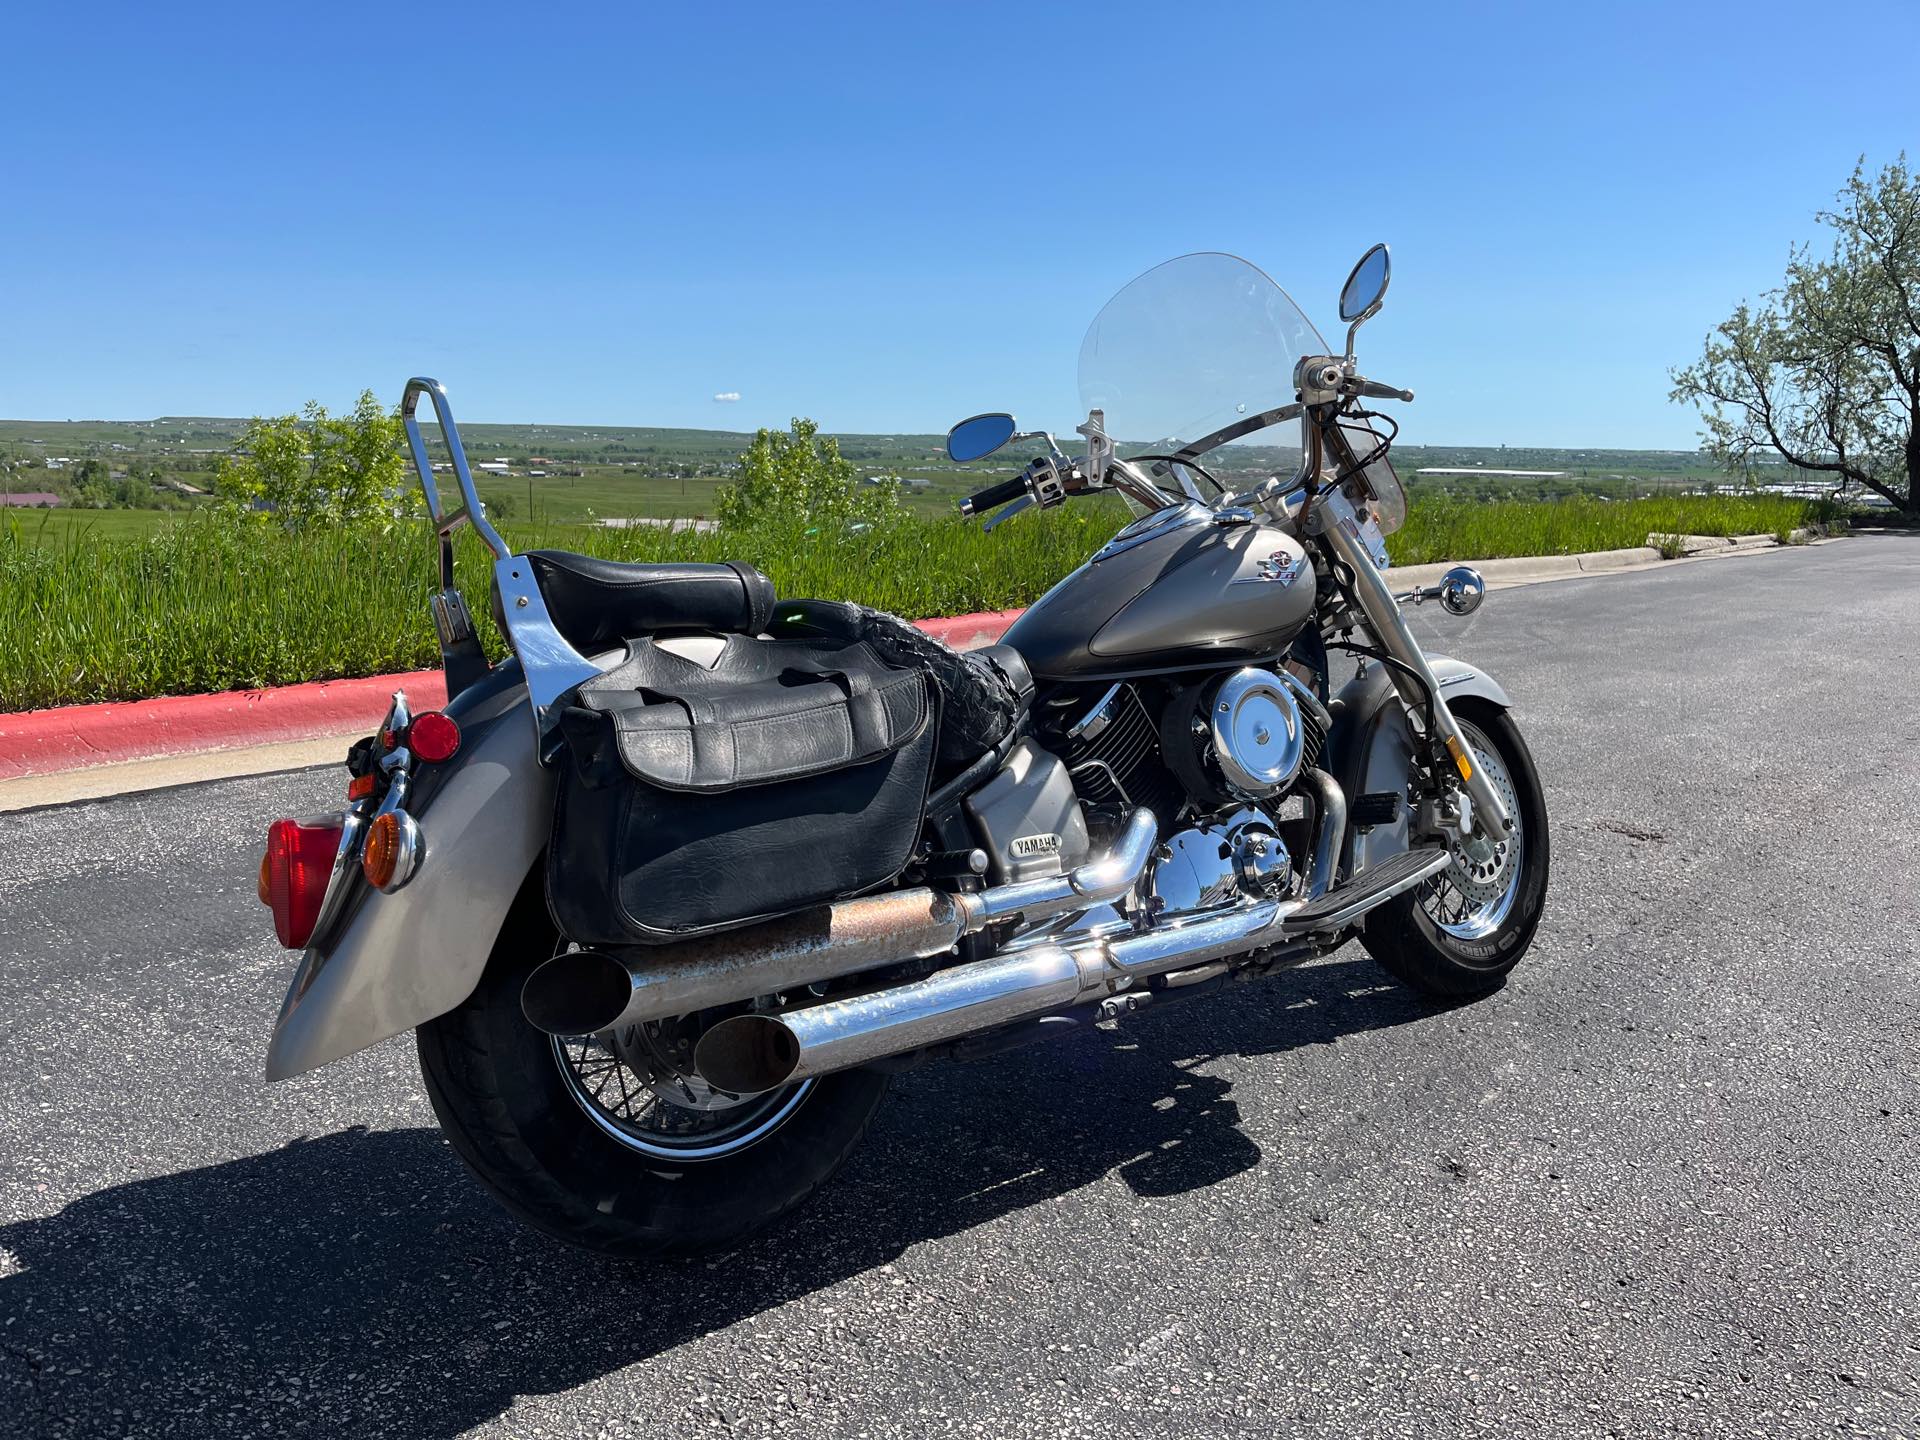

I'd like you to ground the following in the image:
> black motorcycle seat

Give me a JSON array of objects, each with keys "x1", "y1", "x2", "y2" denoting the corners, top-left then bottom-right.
[{"x1": 522, "y1": 550, "x2": 777, "y2": 655}]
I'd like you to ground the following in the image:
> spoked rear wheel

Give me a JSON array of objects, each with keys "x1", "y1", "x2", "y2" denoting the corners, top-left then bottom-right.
[
  {"x1": 550, "y1": 1010, "x2": 816, "y2": 1161},
  {"x1": 417, "y1": 885, "x2": 887, "y2": 1258},
  {"x1": 1360, "y1": 704, "x2": 1550, "y2": 999}
]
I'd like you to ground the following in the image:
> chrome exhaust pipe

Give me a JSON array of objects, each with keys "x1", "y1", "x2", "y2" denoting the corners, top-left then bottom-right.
[
  {"x1": 690, "y1": 768, "x2": 1353, "y2": 1094},
  {"x1": 695, "y1": 943, "x2": 1106, "y2": 1094},
  {"x1": 693, "y1": 892, "x2": 1307, "y2": 1094},
  {"x1": 1299, "y1": 767, "x2": 1346, "y2": 899},
  {"x1": 520, "y1": 808, "x2": 1160, "y2": 1036}
]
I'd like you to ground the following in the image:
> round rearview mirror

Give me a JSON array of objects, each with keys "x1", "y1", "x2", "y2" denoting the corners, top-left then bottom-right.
[
  {"x1": 946, "y1": 413, "x2": 1017, "y2": 463},
  {"x1": 1339, "y1": 244, "x2": 1392, "y2": 323},
  {"x1": 1438, "y1": 565, "x2": 1485, "y2": 616}
]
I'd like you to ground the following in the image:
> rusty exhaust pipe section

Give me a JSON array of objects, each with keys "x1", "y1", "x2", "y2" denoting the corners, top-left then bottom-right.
[
  {"x1": 519, "y1": 889, "x2": 976, "y2": 1037},
  {"x1": 519, "y1": 808, "x2": 1160, "y2": 1037}
]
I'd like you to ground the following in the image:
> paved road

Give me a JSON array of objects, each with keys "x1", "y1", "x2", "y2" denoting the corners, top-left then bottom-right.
[{"x1": 2, "y1": 537, "x2": 1916, "y2": 1440}]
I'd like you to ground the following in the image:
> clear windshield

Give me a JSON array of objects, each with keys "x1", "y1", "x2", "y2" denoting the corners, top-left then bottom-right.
[{"x1": 1077, "y1": 251, "x2": 1407, "y2": 531}]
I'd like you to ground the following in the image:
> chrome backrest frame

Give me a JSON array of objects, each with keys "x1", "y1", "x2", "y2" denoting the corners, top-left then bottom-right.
[
  {"x1": 399, "y1": 377, "x2": 599, "y2": 742},
  {"x1": 401, "y1": 377, "x2": 512, "y2": 586}
]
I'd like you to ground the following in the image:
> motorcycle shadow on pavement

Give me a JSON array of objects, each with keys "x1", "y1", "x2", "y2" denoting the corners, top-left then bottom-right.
[{"x1": 0, "y1": 953, "x2": 1439, "y2": 1438}]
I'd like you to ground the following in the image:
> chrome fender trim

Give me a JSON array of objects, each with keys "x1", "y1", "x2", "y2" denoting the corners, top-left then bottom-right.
[{"x1": 1428, "y1": 654, "x2": 1512, "y2": 709}]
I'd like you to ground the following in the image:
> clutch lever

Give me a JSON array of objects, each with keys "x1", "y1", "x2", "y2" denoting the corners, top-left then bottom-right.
[{"x1": 983, "y1": 494, "x2": 1035, "y2": 532}]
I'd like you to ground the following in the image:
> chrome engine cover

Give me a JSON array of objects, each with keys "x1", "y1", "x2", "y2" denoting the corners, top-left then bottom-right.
[
  {"x1": 1208, "y1": 668, "x2": 1307, "y2": 798},
  {"x1": 1149, "y1": 808, "x2": 1294, "y2": 917}
]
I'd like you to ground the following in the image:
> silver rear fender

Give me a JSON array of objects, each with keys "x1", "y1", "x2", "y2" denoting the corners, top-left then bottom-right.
[{"x1": 264, "y1": 665, "x2": 552, "y2": 1081}]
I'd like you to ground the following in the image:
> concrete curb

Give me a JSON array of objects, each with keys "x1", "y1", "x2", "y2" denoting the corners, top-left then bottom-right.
[
  {"x1": 0, "y1": 611, "x2": 1027, "y2": 784},
  {"x1": 1387, "y1": 546, "x2": 1660, "y2": 589},
  {"x1": 0, "y1": 670, "x2": 447, "y2": 782}
]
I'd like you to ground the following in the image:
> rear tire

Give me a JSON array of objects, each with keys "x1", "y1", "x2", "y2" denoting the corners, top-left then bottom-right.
[
  {"x1": 1360, "y1": 704, "x2": 1550, "y2": 1000},
  {"x1": 416, "y1": 884, "x2": 888, "y2": 1258}
]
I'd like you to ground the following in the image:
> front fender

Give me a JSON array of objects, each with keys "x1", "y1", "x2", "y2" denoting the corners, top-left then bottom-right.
[
  {"x1": 1324, "y1": 654, "x2": 1511, "y2": 878},
  {"x1": 264, "y1": 665, "x2": 553, "y2": 1080}
]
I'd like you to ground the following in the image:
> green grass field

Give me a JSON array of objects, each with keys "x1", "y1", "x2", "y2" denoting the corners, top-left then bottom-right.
[{"x1": 0, "y1": 490, "x2": 1831, "y2": 712}]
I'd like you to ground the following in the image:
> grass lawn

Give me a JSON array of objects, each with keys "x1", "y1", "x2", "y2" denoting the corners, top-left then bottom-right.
[{"x1": 1, "y1": 491, "x2": 1834, "y2": 711}]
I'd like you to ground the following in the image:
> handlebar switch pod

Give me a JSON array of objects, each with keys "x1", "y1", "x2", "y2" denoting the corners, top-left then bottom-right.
[{"x1": 1027, "y1": 456, "x2": 1068, "y2": 509}]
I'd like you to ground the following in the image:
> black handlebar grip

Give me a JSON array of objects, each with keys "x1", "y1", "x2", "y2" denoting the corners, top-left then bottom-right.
[{"x1": 958, "y1": 475, "x2": 1029, "y2": 517}]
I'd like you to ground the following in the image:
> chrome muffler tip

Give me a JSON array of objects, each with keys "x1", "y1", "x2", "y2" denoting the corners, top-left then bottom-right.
[
  {"x1": 521, "y1": 950, "x2": 633, "y2": 1036},
  {"x1": 694, "y1": 1014, "x2": 801, "y2": 1095}
]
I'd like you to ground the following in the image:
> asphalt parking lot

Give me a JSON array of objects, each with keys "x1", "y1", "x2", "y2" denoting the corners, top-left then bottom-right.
[{"x1": 2, "y1": 536, "x2": 1916, "y2": 1439}]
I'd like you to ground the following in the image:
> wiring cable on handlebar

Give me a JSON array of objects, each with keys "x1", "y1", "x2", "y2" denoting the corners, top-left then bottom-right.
[{"x1": 1327, "y1": 406, "x2": 1398, "y2": 490}]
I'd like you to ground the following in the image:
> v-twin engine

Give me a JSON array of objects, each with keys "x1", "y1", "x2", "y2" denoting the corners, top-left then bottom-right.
[{"x1": 1057, "y1": 668, "x2": 1330, "y2": 827}]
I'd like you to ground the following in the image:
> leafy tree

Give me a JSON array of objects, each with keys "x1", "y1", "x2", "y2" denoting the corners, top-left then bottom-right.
[
  {"x1": 65, "y1": 459, "x2": 117, "y2": 507},
  {"x1": 1672, "y1": 156, "x2": 1920, "y2": 518},
  {"x1": 215, "y1": 390, "x2": 418, "y2": 528},
  {"x1": 716, "y1": 418, "x2": 903, "y2": 530}
]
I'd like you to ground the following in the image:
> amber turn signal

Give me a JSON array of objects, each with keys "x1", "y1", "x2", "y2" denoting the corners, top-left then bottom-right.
[{"x1": 362, "y1": 812, "x2": 402, "y2": 890}]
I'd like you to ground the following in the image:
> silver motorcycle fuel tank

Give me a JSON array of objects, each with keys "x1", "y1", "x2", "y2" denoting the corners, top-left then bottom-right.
[{"x1": 1002, "y1": 506, "x2": 1317, "y2": 680}]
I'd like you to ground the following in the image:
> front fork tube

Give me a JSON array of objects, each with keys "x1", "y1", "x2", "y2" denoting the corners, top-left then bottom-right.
[{"x1": 1319, "y1": 510, "x2": 1514, "y2": 842}]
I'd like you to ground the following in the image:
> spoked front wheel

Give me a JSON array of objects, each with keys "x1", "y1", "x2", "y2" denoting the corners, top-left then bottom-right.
[
  {"x1": 1360, "y1": 704, "x2": 1550, "y2": 999},
  {"x1": 417, "y1": 888, "x2": 888, "y2": 1258}
]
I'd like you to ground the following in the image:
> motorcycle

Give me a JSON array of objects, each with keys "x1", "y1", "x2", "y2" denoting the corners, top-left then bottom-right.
[{"x1": 259, "y1": 246, "x2": 1548, "y2": 1257}]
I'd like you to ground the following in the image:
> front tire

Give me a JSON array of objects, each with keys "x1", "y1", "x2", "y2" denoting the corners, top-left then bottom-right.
[
  {"x1": 416, "y1": 885, "x2": 888, "y2": 1258},
  {"x1": 1360, "y1": 704, "x2": 1550, "y2": 999}
]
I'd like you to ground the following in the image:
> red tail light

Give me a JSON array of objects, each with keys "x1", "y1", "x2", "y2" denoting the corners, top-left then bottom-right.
[
  {"x1": 260, "y1": 818, "x2": 343, "y2": 949},
  {"x1": 407, "y1": 711, "x2": 461, "y2": 764}
]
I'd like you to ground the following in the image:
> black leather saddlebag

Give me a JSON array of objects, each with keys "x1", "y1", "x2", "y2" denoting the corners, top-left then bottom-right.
[{"x1": 546, "y1": 633, "x2": 938, "y2": 947}]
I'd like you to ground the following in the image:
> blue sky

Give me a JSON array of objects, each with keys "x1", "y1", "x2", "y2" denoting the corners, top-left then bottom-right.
[{"x1": 4, "y1": 1, "x2": 1916, "y2": 447}]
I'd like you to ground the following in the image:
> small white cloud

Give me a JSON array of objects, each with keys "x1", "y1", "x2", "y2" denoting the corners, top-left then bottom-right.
[{"x1": 712, "y1": 391, "x2": 741, "y2": 403}]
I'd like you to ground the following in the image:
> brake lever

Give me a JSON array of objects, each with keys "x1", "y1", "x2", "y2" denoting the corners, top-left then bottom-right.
[
  {"x1": 983, "y1": 495, "x2": 1035, "y2": 532},
  {"x1": 1350, "y1": 378, "x2": 1414, "y2": 402}
]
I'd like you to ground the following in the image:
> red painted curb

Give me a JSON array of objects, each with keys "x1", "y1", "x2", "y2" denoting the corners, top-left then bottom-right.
[
  {"x1": 0, "y1": 610, "x2": 1023, "y2": 781},
  {"x1": 0, "y1": 671, "x2": 447, "y2": 781},
  {"x1": 909, "y1": 608, "x2": 1024, "y2": 651}
]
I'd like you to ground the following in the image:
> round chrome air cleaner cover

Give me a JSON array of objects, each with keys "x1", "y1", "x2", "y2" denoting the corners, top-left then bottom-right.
[{"x1": 1209, "y1": 668, "x2": 1305, "y2": 798}]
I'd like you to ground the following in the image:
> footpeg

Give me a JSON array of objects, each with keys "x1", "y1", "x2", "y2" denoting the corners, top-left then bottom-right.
[
  {"x1": 1281, "y1": 846, "x2": 1451, "y2": 933},
  {"x1": 1351, "y1": 791, "x2": 1404, "y2": 828}
]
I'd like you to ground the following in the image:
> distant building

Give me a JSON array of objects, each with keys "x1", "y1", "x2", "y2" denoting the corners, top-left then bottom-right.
[
  {"x1": 2, "y1": 492, "x2": 64, "y2": 507},
  {"x1": 1415, "y1": 468, "x2": 1567, "y2": 479}
]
